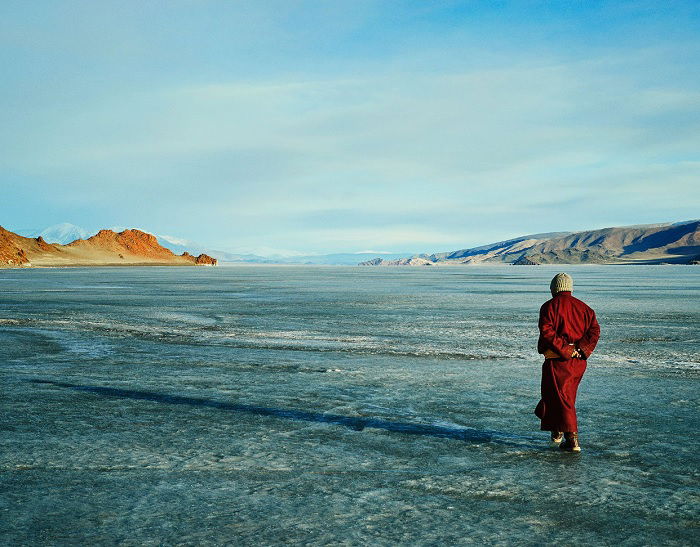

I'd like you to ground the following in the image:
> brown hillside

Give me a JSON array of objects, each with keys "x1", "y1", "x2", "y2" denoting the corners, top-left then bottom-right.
[
  {"x1": 361, "y1": 221, "x2": 700, "y2": 266},
  {"x1": 68, "y1": 229, "x2": 177, "y2": 260},
  {"x1": 0, "y1": 227, "x2": 33, "y2": 266},
  {"x1": 520, "y1": 221, "x2": 700, "y2": 263}
]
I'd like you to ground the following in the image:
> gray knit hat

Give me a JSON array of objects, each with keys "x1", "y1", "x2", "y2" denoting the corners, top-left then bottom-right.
[{"x1": 550, "y1": 272, "x2": 573, "y2": 293}]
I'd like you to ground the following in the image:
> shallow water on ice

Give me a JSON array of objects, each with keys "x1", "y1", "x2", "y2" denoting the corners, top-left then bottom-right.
[{"x1": 0, "y1": 265, "x2": 698, "y2": 545}]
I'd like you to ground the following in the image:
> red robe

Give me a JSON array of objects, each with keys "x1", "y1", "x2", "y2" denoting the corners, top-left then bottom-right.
[{"x1": 535, "y1": 291, "x2": 600, "y2": 432}]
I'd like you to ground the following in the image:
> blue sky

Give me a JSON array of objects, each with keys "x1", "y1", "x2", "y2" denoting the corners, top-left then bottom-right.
[{"x1": 1, "y1": 1, "x2": 699, "y2": 256}]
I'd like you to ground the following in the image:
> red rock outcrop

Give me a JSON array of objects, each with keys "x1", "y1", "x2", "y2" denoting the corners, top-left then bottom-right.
[
  {"x1": 194, "y1": 253, "x2": 217, "y2": 265},
  {"x1": 180, "y1": 251, "x2": 217, "y2": 265}
]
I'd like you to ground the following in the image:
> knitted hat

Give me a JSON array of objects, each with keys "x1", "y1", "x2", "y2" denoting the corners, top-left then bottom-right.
[{"x1": 550, "y1": 272, "x2": 573, "y2": 293}]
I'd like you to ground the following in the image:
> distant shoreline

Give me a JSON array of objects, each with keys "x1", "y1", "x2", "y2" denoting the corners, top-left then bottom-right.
[{"x1": 3, "y1": 262, "x2": 697, "y2": 271}]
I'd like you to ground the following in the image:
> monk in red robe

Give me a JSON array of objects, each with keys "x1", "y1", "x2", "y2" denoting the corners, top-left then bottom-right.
[{"x1": 535, "y1": 273, "x2": 600, "y2": 452}]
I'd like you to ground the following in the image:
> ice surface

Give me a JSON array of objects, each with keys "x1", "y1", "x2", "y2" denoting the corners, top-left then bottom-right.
[{"x1": 0, "y1": 265, "x2": 698, "y2": 545}]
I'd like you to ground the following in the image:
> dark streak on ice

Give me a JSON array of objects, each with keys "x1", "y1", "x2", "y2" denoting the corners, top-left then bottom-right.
[{"x1": 28, "y1": 379, "x2": 539, "y2": 447}]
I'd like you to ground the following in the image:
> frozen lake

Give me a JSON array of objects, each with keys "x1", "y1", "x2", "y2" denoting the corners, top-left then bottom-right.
[{"x1": 1, "y1": 265, "x2": 698, "y2": 545}]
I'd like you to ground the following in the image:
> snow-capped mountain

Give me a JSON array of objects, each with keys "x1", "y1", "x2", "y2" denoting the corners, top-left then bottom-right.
[{"x1": 22, "y1": 223, "x2": 93, "y2": 244}]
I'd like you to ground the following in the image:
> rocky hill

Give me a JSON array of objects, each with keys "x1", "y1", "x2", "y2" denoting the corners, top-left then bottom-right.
[
  {"x1": 360, "y1": 221, "x2": 700, "y2": 266},
  {"x1": 0, "y1": 226, "x2": 217, "y2": 268}
]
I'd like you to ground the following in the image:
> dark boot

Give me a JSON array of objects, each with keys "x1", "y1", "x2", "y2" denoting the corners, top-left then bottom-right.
[
  {"x1": 550, "y1": 431, "x2": 563, "y2": 443},
  {"x1": 560, "y1": 432, "x2": 581, "y2": 452}
]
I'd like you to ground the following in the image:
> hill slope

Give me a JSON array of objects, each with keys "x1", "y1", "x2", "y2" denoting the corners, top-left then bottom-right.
[
  {"x1": 360, "y1": 221, "x2": 700, "y2": 266},
  {"x1": 0, "y1": 226, "x2": 217, "y2": 268}
]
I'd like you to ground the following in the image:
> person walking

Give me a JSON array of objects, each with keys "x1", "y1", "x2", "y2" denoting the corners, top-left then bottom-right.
[{"x1": 535, "y1": 273, "x2": 600, "y2": 452}]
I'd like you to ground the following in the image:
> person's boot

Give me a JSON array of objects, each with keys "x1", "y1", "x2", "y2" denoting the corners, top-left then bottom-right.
[
  {"x1": 560, "y1": 432, "x2": 581, "y2": 452},
  {"x1": 550, "y1": 431, "x2": 563, "y2": 443}
]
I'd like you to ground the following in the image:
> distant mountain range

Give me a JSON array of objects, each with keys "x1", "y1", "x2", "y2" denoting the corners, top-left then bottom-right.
[
  {"x1": 17, "y1": 223, "x2": 414, "y2": 265},
  {"x1": 154, "y1": 237, "x2": 409, "y2": 265},
  {"x1": 13, "y1": 220, "x2": 699, "y2": 267},
  {"x1": 360, "y1": 221, "x2": 700, "y2": 266},
  {"x1": 1, "y1": 226, "x2": 217, "y2": 268}
]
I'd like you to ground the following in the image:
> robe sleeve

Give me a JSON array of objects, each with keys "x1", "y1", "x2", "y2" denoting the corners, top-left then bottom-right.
[
  {"x1": 577, "y1": 310, "x2": 600, "y2": 359},
  {"x1": 538, "y1": 302, "x2": 576, "y2": 359}
]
